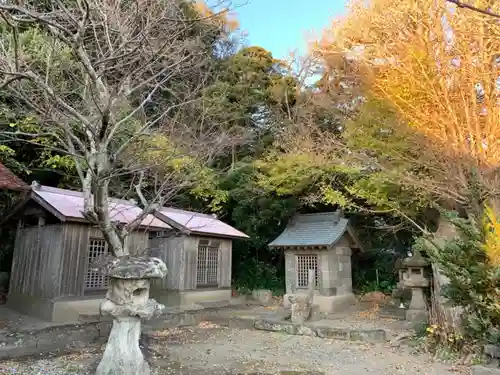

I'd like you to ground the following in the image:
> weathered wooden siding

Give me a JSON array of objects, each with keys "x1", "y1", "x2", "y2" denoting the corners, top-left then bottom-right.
[
  {"x1": 149, "y1": 236, "x2": 184, "y2": 290},
  {"x1": 9, "y1": 224, "x2": 64, "y2": 298},
  {"x1": 182, "y1": 236, "x2": 198, "y2": 290},
  {"x1": 119, "y1": 229, "x2": 149, "y2": 256},
  {"x1": 87, "y1": 227, "x2": 148, "y2": 254},
  {"x1": 218, "y1": 239, "x2": 232, "y2": 288},
  {"x1": 59, "y1": 223, "x2": 89, "y2": 296},
  {"x1": 59, "y1": 224, "x2": 150, "y2": 297}
]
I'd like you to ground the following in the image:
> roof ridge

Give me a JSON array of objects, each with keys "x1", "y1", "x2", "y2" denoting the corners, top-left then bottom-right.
[
  {"x1": 36, "y1": 184, "x2": 138, "y2": 206},
  {"x1": 161, "y1": 206, "x2": 216, "y2": 219}
]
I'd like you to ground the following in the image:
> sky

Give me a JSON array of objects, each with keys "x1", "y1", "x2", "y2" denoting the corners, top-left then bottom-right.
[{"x1": 234, "y1": 0, "x2": 348, "y2": 60}]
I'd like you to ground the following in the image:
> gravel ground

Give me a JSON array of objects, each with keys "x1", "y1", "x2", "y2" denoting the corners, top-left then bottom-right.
[{"x1": 0, "y1": 323, "x2": 471, "y2": 375}]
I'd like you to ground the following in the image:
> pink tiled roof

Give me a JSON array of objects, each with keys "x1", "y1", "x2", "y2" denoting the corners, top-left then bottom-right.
[
  {"x1": 33, "y1": 185, "x2": 171, "y2": 230},
  {"x1": 27, "y1": 185, "x2": 248, "y2": 238},
  {"x1": 157, "y1": 207, "x2": 249, "y2": 239}
]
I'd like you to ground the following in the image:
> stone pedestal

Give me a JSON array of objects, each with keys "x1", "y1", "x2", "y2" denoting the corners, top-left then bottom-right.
[
  {"x1": 94, "y1": 256, "x2": 168, "y2": 375},
  {"x1": 289, "y1": 270, "x2": 318, "y2": 324},
  {"x1": 252, "y1": 289, "x2": 273, "y2": 305},
  {"x1": 405, "y1": 287, "x2": 428, "y2": 322}
]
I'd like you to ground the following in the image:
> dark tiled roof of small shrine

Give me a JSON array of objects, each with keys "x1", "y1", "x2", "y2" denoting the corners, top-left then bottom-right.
[
  {"x1": 268, "y1": 212, "x2": 350, "y2": 248},
  {"x1": 0, "y1": 162, "x2": 27, "y2": 190}
]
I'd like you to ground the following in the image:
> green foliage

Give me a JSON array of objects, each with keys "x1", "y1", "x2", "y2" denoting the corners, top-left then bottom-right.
[
  {"x1": 343, "y1": 98, "x2": 416, "y2": 165},
  {"x1": 352, "y1": 251, "x2": 398, "y2": 295},
  {"x1": 217, "y1": 164, "x2": 299, "y2": 292},
  {"x1": 232, "y1": 258, "x2": 283, "y2": 295},
  {"x1": 252, "y1": 146, "x2": 429, "y2": 221},
  {"x1": 416, "y1": 211, "x2": 500, "y2": 345},
  {"x1": 342, "y1": 98, "x2": 433, "y2": 214},
  {"x1": 351, "y1": 214, "x2": 417, "y2": 294}
]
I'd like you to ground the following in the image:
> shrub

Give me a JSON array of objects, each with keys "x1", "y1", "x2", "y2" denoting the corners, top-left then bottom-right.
[
  {"x1": 232, "y1": 258, "x2": 284, "y2": 295},
  {"x1": 415, "y1": 210, "x2": 500, "y2": 345}
]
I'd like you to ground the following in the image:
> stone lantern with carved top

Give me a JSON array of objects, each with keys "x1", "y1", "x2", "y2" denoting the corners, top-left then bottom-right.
[
  {"x1": 94, "y1": 255, "x2": 167, "y2": 375},
  {"x1": 402, "y1": 250, "x2": 430, "y2": 322}
]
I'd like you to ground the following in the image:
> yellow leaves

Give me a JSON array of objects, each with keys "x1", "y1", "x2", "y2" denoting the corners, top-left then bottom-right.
[
  {"x1": 319, "y1": 185, "x2": 350, "y2": 207},
  {"x1": 426, "y1": 323, "x2": 463, "y2": 342},
  {"x1": 254, "y1": 153, "x2": 320, "y2": 195},
  {"x1": 319, "y1": 0, "x2": 500, "y2": 167},
  {"x1": 426, "y1": 324, "x2": 439, "y2": 334},
  {"x1": 482, "y1": 205, "x2": 500, "y2": 266},
  {"x1": 193, "y1": 1, "x2": 239, "y2": 32}
]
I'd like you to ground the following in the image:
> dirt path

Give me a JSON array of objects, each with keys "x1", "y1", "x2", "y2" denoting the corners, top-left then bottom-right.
[
  {"x1": 149, "y1": 325, "x2": 469, "y2": 375},
  {"x1": 0, "y1": 325, "x2": 470, "y2": 375}
]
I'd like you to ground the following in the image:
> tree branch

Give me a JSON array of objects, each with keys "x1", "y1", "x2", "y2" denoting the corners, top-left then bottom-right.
[{"x1": 446, "y1": 0, "x2": 500, "y2": 19}]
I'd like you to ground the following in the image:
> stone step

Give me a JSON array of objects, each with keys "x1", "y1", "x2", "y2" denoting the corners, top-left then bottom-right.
[{"x1": 378, "y1": 307, "x2": 406, "y2": 320}]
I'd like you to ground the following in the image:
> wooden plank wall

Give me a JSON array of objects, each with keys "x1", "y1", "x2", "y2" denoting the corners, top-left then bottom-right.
[
  {"x1": 59, "y1": 223, "x2": 89, "y2": 297},
  {"x1": 218, "y1": 239, "x2": 232, "y2": 288},
  {"x1": 10, "y1": 221, "x2": 152, "y2": 299},
  {"x1": 123, "y1": 229, "x2": 150, "y2": 255},
  {"x1": 182, "y1": 236, "x2": 198, "y2": 290},
  {"x1": 9, "y1": 224, "x2": 63, "y2": 298},
  {"x1": 149, "y1": 235, "x2": 184, "y2": 290}
]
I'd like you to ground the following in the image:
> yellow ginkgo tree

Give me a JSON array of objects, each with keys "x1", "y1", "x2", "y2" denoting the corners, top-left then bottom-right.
[
  {"x1": 482, "y1": 205, "x2": 500, "y2": 266},
  {"x1": 313, "y1": 0, "x2": 500, "y2": 215}
]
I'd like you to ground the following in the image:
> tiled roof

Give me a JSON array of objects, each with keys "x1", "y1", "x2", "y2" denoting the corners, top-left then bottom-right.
[
  {"x1": 0, "y1": 162, "x2": 27, "y2": 190},
  {"x1": 32, "y1": 185, "x2": 171, "y2": 230},
  {"x1": 268, "y1": 212, "x2": 349, "y2": 248},
  {"x1": 156, "y1": 207, "x2": 249, "y2": 239}
]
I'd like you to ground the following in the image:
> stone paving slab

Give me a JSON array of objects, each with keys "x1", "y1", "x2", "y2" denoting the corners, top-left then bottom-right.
[
  {"x1": 0, "y1": 321, "x2": 111, "y2": 360},
  {"x1": 471, "y1": 366, "x2": 500, "y2": 375},
  {"x1": 253, "y1": 319, "x2": 387, "y2": 342}
]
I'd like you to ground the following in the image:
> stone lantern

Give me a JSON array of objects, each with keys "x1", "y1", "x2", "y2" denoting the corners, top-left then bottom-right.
[
  {"x1": 95, "y1": 255, "x2": 168, "y2": 375},
  {"x1": 402, "y1": 250, "x2": 430, "y2": 322}
]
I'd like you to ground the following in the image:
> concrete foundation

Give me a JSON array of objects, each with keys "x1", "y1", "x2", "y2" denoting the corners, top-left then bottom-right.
[
  {"x1": 8, "y1": 288, "x2": 231, "y2": 323},
  {"x1": 284, "y1": 293, "x2": 357, "y2": 314},
  {"x1": 7, "y1": 293, "x2": 104, "y2": 323},
  {"x1": 151, "y1": 288, "x2": 231, "y2": 308}
]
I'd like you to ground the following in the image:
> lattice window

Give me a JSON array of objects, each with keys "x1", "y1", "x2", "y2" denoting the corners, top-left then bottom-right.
[
  {"x1": 296, "y1": 254, "x2": 319, "y2": 289},
  {"x1": 196, "y1": 239, "x2": 220, "y2": 287},
  {"x1": 85, "y1": 239, "x2": 109, "y2": 290}
]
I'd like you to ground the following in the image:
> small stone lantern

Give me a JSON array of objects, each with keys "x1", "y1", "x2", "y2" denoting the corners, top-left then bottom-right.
[
  {"x1": 402, "y1": 250, "x2": 430, "y2": 322},
  {"x1": 95, "y1": 255, "x2": 167, "y2": 375},
  {"x1": 392, "y1": 258, "x2": 410, "y2": 308}
]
